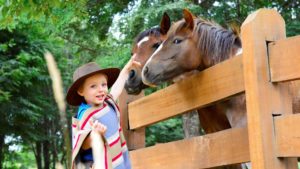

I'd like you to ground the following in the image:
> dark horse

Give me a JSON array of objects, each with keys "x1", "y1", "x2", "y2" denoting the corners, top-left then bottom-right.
[{"x1": 125, "y1": 13, "x2": 170, "y2": 95}]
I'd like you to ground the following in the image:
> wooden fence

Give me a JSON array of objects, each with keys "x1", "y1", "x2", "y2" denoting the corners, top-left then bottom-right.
[{"x1": 119, "y1": 8, "x2": 300, "y2": 169}]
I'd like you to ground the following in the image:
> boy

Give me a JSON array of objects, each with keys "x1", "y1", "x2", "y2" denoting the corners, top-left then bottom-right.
[{"x1": 67, "y1": 59, "x2": 137, "y2": 169}]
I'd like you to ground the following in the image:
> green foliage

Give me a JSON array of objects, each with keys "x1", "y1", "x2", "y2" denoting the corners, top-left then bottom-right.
[
  {"x1": 115, "y1": 0, "x2": 204, "y2": 43},
  {"x1": 0, "y1": 0, "x2": 88, "y2": 31},
  {"x1": 96, "y1": 44, "x2": 131, "y2": 69},
  {"x1": 146, "y1": 116, "x2": 184, "y2": 147},
  {"x1": 0, "y1": 30, "x2": 47, "y2": 137},
  {"x1": 3, "y1": 144, "x2": 36, "y2": 169}
]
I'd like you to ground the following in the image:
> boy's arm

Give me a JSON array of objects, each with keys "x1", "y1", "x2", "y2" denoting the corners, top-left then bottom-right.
[{"x1": 110, "y1": 57, "x2": 140, "y2": 101}]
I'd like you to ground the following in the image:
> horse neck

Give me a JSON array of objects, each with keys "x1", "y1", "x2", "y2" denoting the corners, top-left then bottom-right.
[{"x1": 194, "y1": 19, "x2": 240, "y2": 68}]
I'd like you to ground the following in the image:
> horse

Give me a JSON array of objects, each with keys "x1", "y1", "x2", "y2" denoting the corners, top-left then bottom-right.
[{"x1": 125, "y1": 13, "x2": 170, "y2": 95}]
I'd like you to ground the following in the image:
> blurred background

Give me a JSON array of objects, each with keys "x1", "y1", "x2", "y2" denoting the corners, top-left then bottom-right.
[{"x1": 0, "y1": 0, "x2": 299, "y2": 168}]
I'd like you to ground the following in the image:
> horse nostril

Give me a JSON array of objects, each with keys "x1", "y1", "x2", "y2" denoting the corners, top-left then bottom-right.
[
  {"x1": 144, "y1": 66, "x2": 149, "y2": 74},
  {"x1": 129, "y1": 70, "x2": 135, "y2": 79}
]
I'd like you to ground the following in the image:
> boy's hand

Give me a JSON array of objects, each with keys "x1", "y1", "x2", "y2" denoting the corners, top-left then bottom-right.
[
  {"x1": 89, "y1": 120, "x2": 107, "y2": 136},
  {"x1": 124, "y1": 56, "x2": 142, "y2": 72}
]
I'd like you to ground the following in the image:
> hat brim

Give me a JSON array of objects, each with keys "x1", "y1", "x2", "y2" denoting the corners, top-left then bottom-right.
[{"x1": 66, "y1": 68, "x2": 120, "y2": 106}]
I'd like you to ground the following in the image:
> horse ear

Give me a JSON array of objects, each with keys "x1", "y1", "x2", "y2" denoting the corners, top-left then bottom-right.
[
  {"x1": 160, "y1": 12, "x2": 171, "y2": 35},
  {"x1": 183, "y1": 9, "x2": 194, "y2": 30}
]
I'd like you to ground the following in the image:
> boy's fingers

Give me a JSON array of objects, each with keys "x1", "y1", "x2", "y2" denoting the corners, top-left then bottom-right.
[
  {"x1": 99, "y1": 124, "x2": 106, "y2": 130},
  {"x1": 132, "y1": 54, "x2": 137, "y2": 60},
  {"x1": 133, "y1": 61, "x2": 142, "y2": 67},
  {"x1": 89, "y1": 120, "x2": 107, "y2": 134},
  {"x1": 89, "y1": 120, "x2": 94, "y2": 126}
]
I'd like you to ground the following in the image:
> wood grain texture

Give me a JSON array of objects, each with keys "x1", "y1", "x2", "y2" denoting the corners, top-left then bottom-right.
[
  {"x1": 241, "y1": 8, "x2": 297, "y2": 169},
  {"x1": 269, "y1": 35, "x2": 300, "y2": 82},
  {"x1": 130, "y1": 128, "x2": 249, "y2": 169},
  {"x1": 275, "y1": 114, "x2": 300, "y2": 157}
]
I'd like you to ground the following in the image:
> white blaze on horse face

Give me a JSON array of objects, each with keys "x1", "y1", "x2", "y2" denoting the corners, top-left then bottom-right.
[
  {"x1": 144, "y1": 41, "x2": 164, "y2": 67},
  {"x1": 137, "y1": 36, "x2": 150, "y2": 47},
  {"x1": 141, "y1": 42, "x2": 164, "y2": 87}
]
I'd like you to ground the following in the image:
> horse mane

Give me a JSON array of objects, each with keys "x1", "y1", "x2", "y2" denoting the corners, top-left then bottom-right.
[
  {"x1": 134, "y1": 27, "x2": 161, "y2": 44},
  {"x1": 174, "y1": 17, "x2": 241, "y2": 68},
  {"x1": 194, "y1": 18, "x2": 241, "y2": 67}
]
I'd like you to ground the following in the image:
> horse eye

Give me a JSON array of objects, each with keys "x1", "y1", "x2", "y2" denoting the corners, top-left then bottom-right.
[
  {"x1": 152, "y1": 43, "x2": 160, "y2": 49},
  {"x1": 173, "y1": 39, "x2": 182, "y2": 44}
]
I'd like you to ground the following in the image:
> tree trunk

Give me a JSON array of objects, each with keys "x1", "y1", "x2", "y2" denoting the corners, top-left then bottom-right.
[
  {"x1": 51, "y1": 137, "x2": 57, "y2": 169},
  {"x1": 0, "y1": 134, "x2": 4, "y2": 169},
  {"x1": 35, "y1": 142, "x2": 42, "y2": 169},
  {"x1": 43, "y1": 140, "x2": 50, "y2": 169},
  {"x1": 182, "y1": 110, "x2": 201, "y2": 138},
  {"x1": 198, "y1": 0, "x2": 215, "y2": 10},
  {"x1": 236, "y1": 0, "x2": 241, "y2": 19}
]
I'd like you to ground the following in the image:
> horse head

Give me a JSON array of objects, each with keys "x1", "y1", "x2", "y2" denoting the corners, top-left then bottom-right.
[
  {"x1": 142, "y1": 9, "x2": 242, "y2": 86},
  {"x1": 125, "y1": 13, "x2": 171, "y2": 94}
]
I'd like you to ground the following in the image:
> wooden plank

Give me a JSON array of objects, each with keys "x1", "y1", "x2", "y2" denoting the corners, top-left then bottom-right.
[
  {"x1": 118, "y1": 89, "x2": 145, "y2": 150},
  {"x1": 269, "y1": 35, "x2": 300, "y2": 82},
  {"x1": 275, "y1": 114, "x2": 300, "y2": 157},
  {"x1": 129, "y1": 128, "x2": 250, "y2": 169},
  {"x1": 241, "y1": 8, "x2": 298, "y2": 169},
  {"x1": 128, "y1": 56, "x2": 244, "y2": 129}
]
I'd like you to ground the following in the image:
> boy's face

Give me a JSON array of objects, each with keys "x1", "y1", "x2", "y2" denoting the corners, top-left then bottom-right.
[{"x1": 77, "y1": 73, "x2": 108, "y2": 107}]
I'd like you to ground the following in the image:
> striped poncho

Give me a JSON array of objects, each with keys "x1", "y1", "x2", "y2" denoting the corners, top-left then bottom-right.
[{"x1": 72, "y1": 95, "x2": 131, "y2": 169}]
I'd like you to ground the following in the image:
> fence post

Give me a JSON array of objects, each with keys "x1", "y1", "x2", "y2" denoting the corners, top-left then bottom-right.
[
  {"x1": 241, "y1": 9, "x2": 298, "y2": 169},
  {"x1": 119, "y1": 89, "x2": 145, "y2": 150}
]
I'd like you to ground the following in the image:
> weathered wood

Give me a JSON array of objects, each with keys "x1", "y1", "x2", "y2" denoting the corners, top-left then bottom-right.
[
  {"x1": 275, "y1": 114, "x2": 300, "y2": 157},
  {"x1": 241, "y1": 8, "x2": 298, "y2": 169},
  {"x1": 128, "y1": 56, "x2": 244, "y2": 129},
  {"x1": 269, "y1": 35, "x2": 300, "y2": 82},
  {"x1": 119, "y1": 90, "x2": 145, "y2": 150},
  {"x1": 130, "y1": 128, "x2": 249, "y2": 169}
]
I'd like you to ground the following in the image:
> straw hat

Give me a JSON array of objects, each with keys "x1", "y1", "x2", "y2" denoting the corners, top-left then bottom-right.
[{"x1": 66, "y1": 62, "x2": 120, "y2": 106}]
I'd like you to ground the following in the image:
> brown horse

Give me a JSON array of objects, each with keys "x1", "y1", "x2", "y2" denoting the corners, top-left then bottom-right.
[
  {"x1": 141, "y1": 9, "x2": 242, "y2": 129},
  {"x1": 142, "y1": 9, "x2": 241, "y2": 85},
  {"x1": 125, "y1": 13, "x2": 170, "y2": 95}
]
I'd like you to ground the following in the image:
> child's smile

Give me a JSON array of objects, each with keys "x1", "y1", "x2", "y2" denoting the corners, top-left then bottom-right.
[{"x1": 77, "y1": 73, "x2": 109, "y2": 107}]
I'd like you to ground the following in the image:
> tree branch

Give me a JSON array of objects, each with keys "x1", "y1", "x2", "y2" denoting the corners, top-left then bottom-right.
[{"x1": 58, "y1": 35, "x2": 97, "y2": 54}]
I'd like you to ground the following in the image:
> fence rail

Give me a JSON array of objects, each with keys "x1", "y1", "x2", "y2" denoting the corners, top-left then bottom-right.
[{"x1": 128, "y1": 56, "x2": 244, "y2": 129}]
